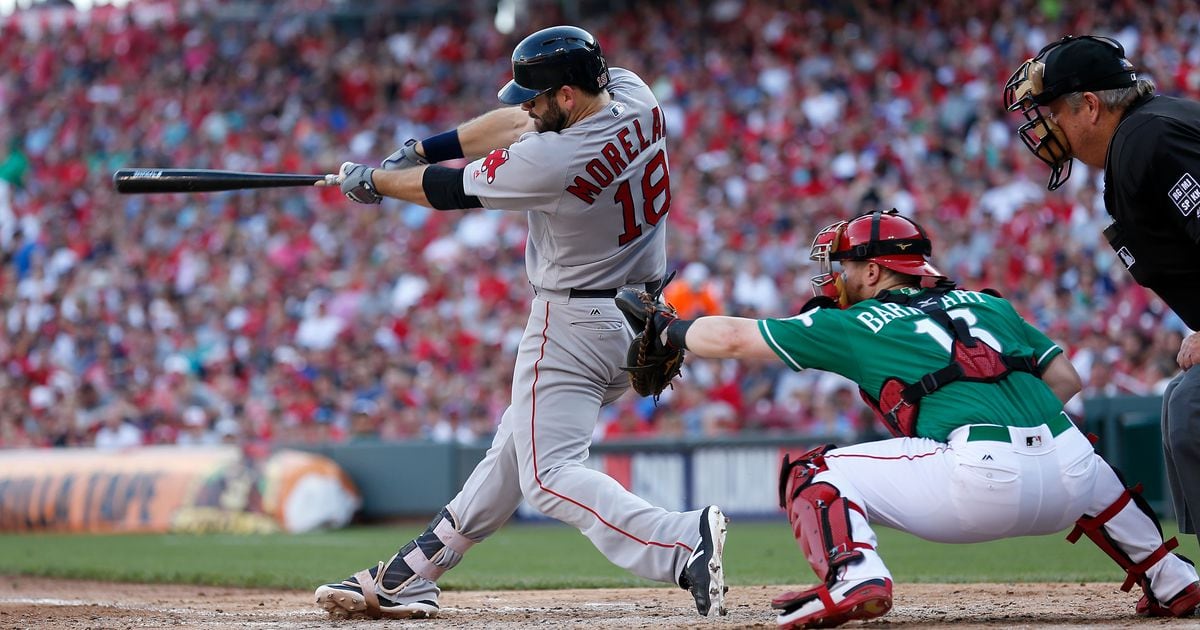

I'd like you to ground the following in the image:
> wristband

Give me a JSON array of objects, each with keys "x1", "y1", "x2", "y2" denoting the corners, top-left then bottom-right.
[
  {"x1": 421, "y1": 129, "x2": 464, "y2": 162},
  {"x1": 664, "y1": 318, "x2": 693, "y2": 350}
]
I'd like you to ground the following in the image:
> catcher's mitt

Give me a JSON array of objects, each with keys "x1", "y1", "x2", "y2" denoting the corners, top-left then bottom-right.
[{"x1": 615, "y1": 288, "x2": 684, "y2": 400}]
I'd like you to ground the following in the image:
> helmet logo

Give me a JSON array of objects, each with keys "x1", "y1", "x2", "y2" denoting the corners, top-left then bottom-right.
[
  {"x1": 480, "y1": 148, "x2": 510, "y2": 184},
  {"x1": 896, "y1": 243, "x2": 911, "y2": 251}
]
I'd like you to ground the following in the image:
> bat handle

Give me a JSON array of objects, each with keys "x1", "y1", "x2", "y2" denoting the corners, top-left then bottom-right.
[{"x1": 315, "y1": 174, "x2": 341, "y2": 188}]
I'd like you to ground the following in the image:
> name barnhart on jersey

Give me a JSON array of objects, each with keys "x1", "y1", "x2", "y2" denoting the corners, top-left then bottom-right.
[
  {"x1": 856, "y1": 290, "x2": 987, "y2": 333},
  {"x1": 566, "y1": 106, "x2": 666, "y2": 204}
]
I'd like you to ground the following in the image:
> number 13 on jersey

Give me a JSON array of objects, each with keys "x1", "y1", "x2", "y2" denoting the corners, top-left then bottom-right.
[{"x1": 913, "y1": 308, "x2": 1003, "y2": 352}]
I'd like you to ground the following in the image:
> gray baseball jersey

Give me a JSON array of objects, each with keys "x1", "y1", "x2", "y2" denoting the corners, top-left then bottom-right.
[
  {"x1": 462, "y1": 67, "x2": 669, "y2": 291},
  {"x1": 437, "y1": 67, "x2": 705, "y2": 586},
  {"x1": 316, "y1": 64, "x2": 722, "y2": 621}
]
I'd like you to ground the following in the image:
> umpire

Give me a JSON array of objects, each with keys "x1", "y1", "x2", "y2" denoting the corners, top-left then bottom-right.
[{"x1": 1005, "y1": 35, "x2": 1200, "y2": 544}]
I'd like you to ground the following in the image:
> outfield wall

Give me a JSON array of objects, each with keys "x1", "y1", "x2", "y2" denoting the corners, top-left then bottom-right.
[
  {"x1": 296, "y1": 394, "x2": 1172, "y2": 522},
  {"x1": 0, "y1": 395, "x2": 1166, "y2": 531}
]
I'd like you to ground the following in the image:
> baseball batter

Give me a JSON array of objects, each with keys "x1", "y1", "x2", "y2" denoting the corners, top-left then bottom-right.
[
  {"x1": 631, "y1": 209, "x2": 1200, "y2": 628},
  {"x1": 313, "y1": 26, "x2": 727, "y2": 620}
]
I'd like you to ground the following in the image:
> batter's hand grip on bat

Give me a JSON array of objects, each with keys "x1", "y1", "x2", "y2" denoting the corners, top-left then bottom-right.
[{"x1": 113, "y1": 168, "x2": 334, "y2": 194}]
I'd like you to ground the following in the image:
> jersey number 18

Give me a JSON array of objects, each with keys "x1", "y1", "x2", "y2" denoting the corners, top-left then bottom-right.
[{"x1": 616, "y1": 149, "x2": 671, "y2": 245}]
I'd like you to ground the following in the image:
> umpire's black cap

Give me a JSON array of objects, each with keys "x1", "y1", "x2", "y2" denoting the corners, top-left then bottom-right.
[{"x1": 1032, "y1": 35, "x2": 1138, "y2": 105}]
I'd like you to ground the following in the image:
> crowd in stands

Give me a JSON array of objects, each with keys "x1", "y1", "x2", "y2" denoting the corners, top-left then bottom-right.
[{"x1": 1, "y1": 0, "x2": 1197, "y2": 449}]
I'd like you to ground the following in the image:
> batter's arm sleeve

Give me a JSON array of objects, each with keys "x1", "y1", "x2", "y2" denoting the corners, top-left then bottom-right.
[
  {"x1": 367, "y1": 164, "x2": 484, "y2": 210},
  {"x1": 682, "y1": 316, "x2": 779, "y2": 361},
  {"x1": 423, "y1": 166, "x2": 482, "y2": 210},
  {"x1": 456, "y1": 107, "x2": 536, "y2": 160},
  {"x1": 1039, "y1": 353, "x2": 1083, "y2": 405}
]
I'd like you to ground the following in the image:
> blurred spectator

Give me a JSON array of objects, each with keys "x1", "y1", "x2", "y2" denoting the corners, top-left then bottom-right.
[
  {"x1": 176, "y1": 406, "x2": 218, "y2": 447},
  {"x1": 93, "y1": 401, "x2": 144, "y2": 450},
  {"x1": 348, "y1": 398, "x2": 381, "y2": 441},
  {"x1": 0, "y1": 1, "x2": 1196, "y2": 450},
  {"x1": 663, "y1": 262, "x2": 722, "y2": 319}
]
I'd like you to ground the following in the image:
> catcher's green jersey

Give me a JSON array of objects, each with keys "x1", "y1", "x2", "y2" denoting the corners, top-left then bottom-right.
[{"x1": 758, "y1": 288, "x2": 1065, "y2": 441}]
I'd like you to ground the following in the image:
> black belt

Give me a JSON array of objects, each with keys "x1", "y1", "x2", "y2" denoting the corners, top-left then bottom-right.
[{"x1": 568, "y1": 279, "x2": 663, "y2": 299}]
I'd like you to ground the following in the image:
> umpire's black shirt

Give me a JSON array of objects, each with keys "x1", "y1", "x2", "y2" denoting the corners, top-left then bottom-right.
[{"x1": 1104, "y1": 94, "x2": 1200, "y2": 329}]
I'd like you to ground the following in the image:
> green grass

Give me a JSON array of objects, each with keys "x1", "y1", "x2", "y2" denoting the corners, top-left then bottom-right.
[{"x1": 1, "y1": 520, "x2": 1195, "y2": 590}]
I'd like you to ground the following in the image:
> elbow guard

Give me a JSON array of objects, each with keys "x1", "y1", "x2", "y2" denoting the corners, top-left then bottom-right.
[{"x1": 423, "y1": 165, "x2": 482, "y2": 210}]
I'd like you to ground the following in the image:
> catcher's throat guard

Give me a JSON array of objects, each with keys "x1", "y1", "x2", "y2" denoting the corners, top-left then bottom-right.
[{"x1": 1004, "y1": 58, "x2": 1073, "y2": 190}]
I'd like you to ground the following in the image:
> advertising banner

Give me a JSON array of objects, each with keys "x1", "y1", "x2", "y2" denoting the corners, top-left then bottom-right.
[{"x1": 0, "y1": 446, "x2": 359, "y2": 534}]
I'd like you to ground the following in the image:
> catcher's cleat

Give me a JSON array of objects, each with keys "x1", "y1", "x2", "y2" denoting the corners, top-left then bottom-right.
[
  {"x1": 1137, "y1": 580, "x2": 1200, "y2": 617},
  {"x1": 678, "y1": 505, "x2": 729, "y2": 616},
  {"x1": 315, "y1": 562, "x2": 440, "y2": 620},
  {"x1": 773, "y1": 577, "x2": 893, "y2": 629}
]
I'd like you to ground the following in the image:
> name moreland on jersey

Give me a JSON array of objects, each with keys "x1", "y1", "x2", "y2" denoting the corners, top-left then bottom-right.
[
  {"x1": 460, "y1": 67, "x2": 670, "y2": 292},
  {"x1": 565, "y1": 103, "x2": 667, "y2": 204}
]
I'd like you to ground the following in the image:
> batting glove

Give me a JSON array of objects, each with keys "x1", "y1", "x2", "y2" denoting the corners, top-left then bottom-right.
[
  {"x1": 380, "y1": 138, "x2": 428, "y2": 170},
  {"x1": 339, "y1": 162, "x2": 382, "y2": 204}
]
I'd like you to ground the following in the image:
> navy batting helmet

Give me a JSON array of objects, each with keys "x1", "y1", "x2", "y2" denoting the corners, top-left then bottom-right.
[{"x1": 497, "y1": 25, "x2": 609, "y2": 105}]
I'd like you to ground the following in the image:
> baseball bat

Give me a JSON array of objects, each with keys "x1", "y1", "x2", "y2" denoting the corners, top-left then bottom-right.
[{"x1": 112, "y1": 168, "x2": 337, "y2": 194}]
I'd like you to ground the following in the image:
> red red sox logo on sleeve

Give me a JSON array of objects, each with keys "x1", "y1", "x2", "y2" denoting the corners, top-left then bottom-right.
[{"x1": 479, "y1": 148, "x2": 510, "y2": 184}]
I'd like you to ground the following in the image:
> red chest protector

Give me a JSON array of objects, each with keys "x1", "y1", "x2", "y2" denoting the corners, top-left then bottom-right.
[{"x1": 858, "y1": 288, "x2": 1041, "y2": 438}]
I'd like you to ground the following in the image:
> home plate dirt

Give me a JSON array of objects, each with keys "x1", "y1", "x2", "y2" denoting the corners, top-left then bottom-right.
[{"x1": 0, "y1": 577, "x2": 1193, "y2": 628}]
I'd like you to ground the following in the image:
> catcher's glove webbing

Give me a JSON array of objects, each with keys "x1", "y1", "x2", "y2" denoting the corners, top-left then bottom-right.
[{"x1": 615, "y1": 288, "x2": 685, "y2": 400}]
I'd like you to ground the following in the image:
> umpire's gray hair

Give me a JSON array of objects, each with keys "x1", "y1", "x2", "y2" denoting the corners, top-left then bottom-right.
[{"x1": 1063, "y1": 78, "x2": 1157, "y2": 112}]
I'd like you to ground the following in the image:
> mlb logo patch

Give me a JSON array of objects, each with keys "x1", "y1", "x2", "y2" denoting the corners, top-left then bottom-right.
[
  {"x1": 1117, "y1": 246, "x2": 1136, "y2": 269},
  {"x1": 1169, "y1": 173, "x2": 1200, "y2": 216}
]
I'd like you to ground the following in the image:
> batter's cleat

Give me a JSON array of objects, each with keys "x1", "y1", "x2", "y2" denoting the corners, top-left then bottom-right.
[
  {"x1": 315, "y1": 562, "x2": 440, "y2": 620},
  {"x1": 1137, "y1": 581, "x2": 1200, "y2": 617},
  {"x1": 773, "y1": 577, "x2": 893, "y2": 629},
  {"x1": 678, "y1": 505, "x2": 729, "y2": 616}
]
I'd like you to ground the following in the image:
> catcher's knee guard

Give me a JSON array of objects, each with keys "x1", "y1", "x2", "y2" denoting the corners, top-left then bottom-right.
[
  {"x1": 778, "y1": 446, "x2": 872, "y2": 585},
  {"x1": 1067, "y1": 481, "x2": 1198, "y2": 616},
  {"x1": 376, "y1": 507, "x2": 476, "y2": 591}
]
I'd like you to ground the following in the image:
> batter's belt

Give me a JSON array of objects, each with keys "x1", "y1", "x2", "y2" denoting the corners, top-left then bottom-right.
[
  {"x1": 568, "y1": 278, "x2": 664, "y2": 299},
  {"x1": 964, "y1": 412, "x2": 1073, "y2": 443}
]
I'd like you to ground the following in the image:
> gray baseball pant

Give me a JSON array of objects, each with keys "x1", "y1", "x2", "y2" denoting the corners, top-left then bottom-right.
[{"x1": 1162, "y1": 368, "x2": 1200, "y2": 545}]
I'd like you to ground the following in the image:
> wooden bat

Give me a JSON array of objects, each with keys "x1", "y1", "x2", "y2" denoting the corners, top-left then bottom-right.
[{"x1": 112, "y1": 168, "x2": 337, "y2": 194}]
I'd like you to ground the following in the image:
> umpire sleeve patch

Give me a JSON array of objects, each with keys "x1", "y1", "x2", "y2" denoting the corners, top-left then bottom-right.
[{"x1": 1169, "y1": 173, "x2": 1200, "y2": 217}]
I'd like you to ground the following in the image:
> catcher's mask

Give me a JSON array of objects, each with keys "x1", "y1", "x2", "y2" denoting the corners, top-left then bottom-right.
[
  {"x1": 809, "y1": 209, "x2": 946, "y2": 308},
  {"x1": 1004, "y1": 35, "x2": 1135, "y2": 190}
]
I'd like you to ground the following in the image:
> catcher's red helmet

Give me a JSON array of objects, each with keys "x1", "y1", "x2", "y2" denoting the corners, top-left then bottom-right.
[{"x1": 810, "y1": 209, "x2": 946, "y2": 307}]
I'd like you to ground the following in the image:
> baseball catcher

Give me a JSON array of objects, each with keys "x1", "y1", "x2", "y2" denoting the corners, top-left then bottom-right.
[
  {"x1": 620, "y1": 208, "x2": 1200, "y2": 628},
  {"x1": 616, "y1": 287, "x2": 685, "y2": 400}
]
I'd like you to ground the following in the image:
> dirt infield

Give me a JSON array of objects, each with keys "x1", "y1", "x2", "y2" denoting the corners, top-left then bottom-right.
[{"x1": 0, "y1": 577, "x2": 1194, "y2": 628}]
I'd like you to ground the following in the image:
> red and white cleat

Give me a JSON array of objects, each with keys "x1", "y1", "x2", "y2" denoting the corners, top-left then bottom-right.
[{"x1": 773, "y1": 577, "x2": 893, "y2": 629}]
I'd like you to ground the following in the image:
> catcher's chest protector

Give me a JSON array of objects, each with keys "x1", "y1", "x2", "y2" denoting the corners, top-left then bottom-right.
[{"x1": 860, "y1": 290, "x2": 1040, "y2": 437}]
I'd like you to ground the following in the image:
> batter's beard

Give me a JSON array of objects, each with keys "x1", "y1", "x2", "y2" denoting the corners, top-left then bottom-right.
[{"x1": 534, "y1": 99, "x2": 568, "y2": 133}]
